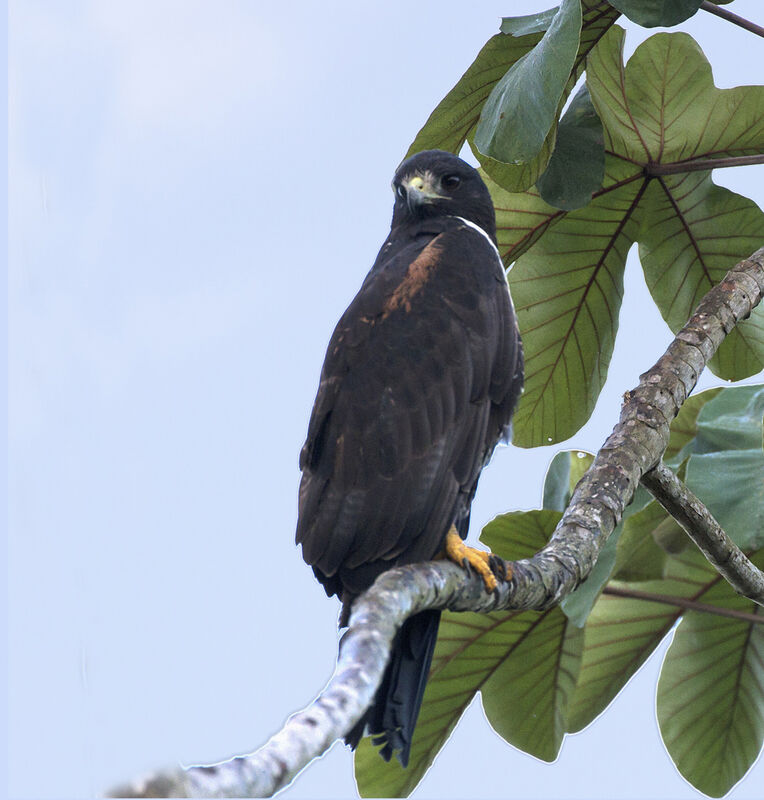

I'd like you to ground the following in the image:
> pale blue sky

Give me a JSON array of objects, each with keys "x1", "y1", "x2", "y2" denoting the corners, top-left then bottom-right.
[{"x1": 7, "y1": 2, "x2": 764, "y2": 798}]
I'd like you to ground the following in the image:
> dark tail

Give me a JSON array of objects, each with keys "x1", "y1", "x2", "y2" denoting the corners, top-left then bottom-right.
[{"x1": 345, "y1": 608, "x2": 441, "y2": 767}]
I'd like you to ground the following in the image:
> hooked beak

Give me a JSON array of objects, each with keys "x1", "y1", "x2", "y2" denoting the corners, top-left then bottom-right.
[{"x1": 403, "y1": 172, "x2": 447, "y2": 212}]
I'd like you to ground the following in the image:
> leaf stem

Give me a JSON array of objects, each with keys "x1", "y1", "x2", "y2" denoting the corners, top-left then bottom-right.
[
  {"x1": 602, "y1": 585, "x2": 764, "y2": 625},
  {"x1": 641, "y1": 462, "x2": 764, "y2": 606},
  {"x1": 645, "y1": 155, "x2": 764, "y2": 176},
  {"x1": 701, "y1": 1, "x2": 764, "y2": 39}
]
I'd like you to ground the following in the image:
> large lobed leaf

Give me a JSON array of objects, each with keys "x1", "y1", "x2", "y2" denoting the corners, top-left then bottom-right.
[
  {"x1": 657, "y1": 552, "x2": 764, "y2": 798},
  {"x1": 586, "y1": 27, "x2": 764, "y2": 382},
  {"x1": 508, "y1": 27, "x2": 764, "y2": 446},
  {"x1": 639, "y1": 175, "x2": 764, "y2": 381}
]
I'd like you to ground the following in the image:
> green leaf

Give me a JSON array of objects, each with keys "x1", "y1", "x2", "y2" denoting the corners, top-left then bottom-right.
[
  {"x1": 474, "y1": 0, "x2": 582, "y2": 165},
  {"x1": 589, "y1": 28, "x2": 764, "y2": 165},
  {"x1": 597, "y1": 30, "x2": 764, "y2": 381},
  {"x1": 565, "y1": 449, "x2": 594, "y2": 496},
  {"x1": 685, "y1": 450, "x2": 764, "y2": 550},
  {"x1": 651, "y1": 513, "x2": 691, "y2": 555},
  {"x1": 537, "y1": 84, "x2": 605, "y2": 210},
  {"x1": 480, "y1": 510, "x2": 584, "y2": 760},
  {"x1": 482, "y1": 171, "x2": 565, "y2": 265},
  {"x1": 612, "y1": 500, "x2": 669, "y2": 581},
  {"x1": 500, "y1": 6, "x2": 559, "y2": 36},
  {"x1": 542, "y1": 452, "x2": 570, "y2": 512},
  {"x1": 613, "y1": 384, "x2": 731, "y2": 575},
  {"x1": 611, "y1": 383, "x2": 764, "y2": 576},
  {"x1": 508, "y1": 27, "x2": 764, "y2": 446},
  {"x1": 656, "y1": 552, "x2": 764, "y2": 797},
  {"x1": 355, "y1": 510, "x2": 561, "y2": 796},
  {"x1": 509, "y1": 159, "x2": 642, "y2": 446},
  {"x1": 472, "y1": 124, "x2": 561, "y2": 194},
  {"x1": 408, "y1": 1, "x2": 618, "y2": 188},
  {"x1": 608, "y1": 0, "x2": 703, "y2": 27},
  {"x1": 546, "y1": 448, "x2": 628, "y2": 628},
  {"x1": 557, "y1": 447, "x2": 659, "y2": 625},
  {"x1": 595, "y1": 29, "x2": 764, "y2": 379},
  {"x1": 694, "y1": 384, "x2": 764, "y2": 453},
  {"x1": 568, "y1": 547, "x2": 727, "y2": 732},
  {"x1": 354, "y1": 608, "x2": 537, "y2": 798},
  {"x1": 560, "y1": 529, "x2": 621, "y2": 627},
  {"x1": 481, "y1": 607, "x2": 584, "y2": 761},
  {"x1": 639, "y1": 176, "x2": 764, "y2": 381},
  {"x1": 664, "y1": 386, "x2": 723, "y2": 462},
  {"x1": 538, "y1": 447, "x2": 664, "y2": 625},
  {"x1": 541, "y1": 449, "x2": 594, "y2": 512},
  {"x1": 405, "y1": 31, "x2": 544, "y2": 158},
  {"x1": 480, "y1": 508, "x2": 560, "y2": 559}
]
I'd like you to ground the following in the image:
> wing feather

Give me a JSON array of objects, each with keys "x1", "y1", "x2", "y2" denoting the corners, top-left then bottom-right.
[{"x1": 297, "y1": 220, "x2": 523, "y2": 597}]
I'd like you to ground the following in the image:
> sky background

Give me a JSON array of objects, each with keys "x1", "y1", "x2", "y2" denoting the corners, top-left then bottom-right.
[{"x1": 7, "y1": 2, "x2": 764, "y2": 798}]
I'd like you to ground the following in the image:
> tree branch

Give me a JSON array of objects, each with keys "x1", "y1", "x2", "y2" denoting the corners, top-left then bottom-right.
[
  {"x1": 602, "y1": 585, "x2": 764, "y2": 625},
  {"x1": 641, "y1": 462, "x2": 764, "y2": 605},
  {"x1": 108, "y1": 247, "x2": 764, "y2": 798},
  {"x1": 645, "y1": 155, "x2": 764, "y2": 176},
  {"x1": 701, "y1": 1, "x2": 764, "y2": 39}
]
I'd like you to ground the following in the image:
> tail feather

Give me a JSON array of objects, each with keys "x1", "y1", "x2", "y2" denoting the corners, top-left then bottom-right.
[{"x1": 345, "y1": 609, "x2": 441, "y2": 767}]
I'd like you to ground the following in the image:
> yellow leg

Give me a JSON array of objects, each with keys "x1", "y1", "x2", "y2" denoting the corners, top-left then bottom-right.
[{"x1": 442, "y1": 525, "x2": 511, "y2": 594}]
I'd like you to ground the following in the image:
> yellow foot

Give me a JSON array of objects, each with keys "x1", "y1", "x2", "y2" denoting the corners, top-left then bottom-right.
[{"x1": 442, "y1": 525, "x2": 511, "y2": 595}]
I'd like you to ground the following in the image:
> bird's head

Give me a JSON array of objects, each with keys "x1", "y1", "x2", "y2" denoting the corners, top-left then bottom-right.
[{"x1": 391, "y1": 150, "x2": 496, "y2": 240}]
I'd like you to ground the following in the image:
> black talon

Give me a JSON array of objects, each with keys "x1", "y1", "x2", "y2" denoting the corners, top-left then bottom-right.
[
  {"x1": 461, "y1": 557, "x2": 473, "y2": 578},
  {"x1": 488, "y1": 554, "x2": 505, "y2": 581}
]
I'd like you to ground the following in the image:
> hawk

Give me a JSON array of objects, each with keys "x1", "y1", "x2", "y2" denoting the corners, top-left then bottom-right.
[{"x1": 296, "y1": 149, "x2": 524, "y2": 765}]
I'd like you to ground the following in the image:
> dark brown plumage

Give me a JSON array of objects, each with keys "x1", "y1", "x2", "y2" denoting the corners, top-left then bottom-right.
[{"x1": 296, "y1": 149, "x2": 523, "y2": 765}]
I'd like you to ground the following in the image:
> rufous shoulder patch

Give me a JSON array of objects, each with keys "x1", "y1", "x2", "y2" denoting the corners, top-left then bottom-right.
[{"x1": 382, "y1": 236, "x2": 444, "y2": 317}]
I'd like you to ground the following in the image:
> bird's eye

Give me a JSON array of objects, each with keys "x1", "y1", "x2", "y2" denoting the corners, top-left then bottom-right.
[{"x1": 442, "y1": 174, "x2": 461, "y2": 190}]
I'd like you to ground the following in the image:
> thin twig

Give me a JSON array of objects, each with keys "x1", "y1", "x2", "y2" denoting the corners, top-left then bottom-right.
[
  {"x1": 645, "y1": 155, "x2": 764, "y2": 176},
  {"x1": 641, "y1": 462, "x2": 764, "y2": 606},
  {"x1": 603, "y1": 585, "x2": 764, "y2": 625},
  {"x1": 108, "y1": 247, "x2": 764, "y2": 798},
  {"x1": 701, "y1": 1, "x2": 764, "y2": 39}
]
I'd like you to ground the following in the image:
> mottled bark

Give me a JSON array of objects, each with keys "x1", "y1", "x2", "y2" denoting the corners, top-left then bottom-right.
[
  {"x1": 108, "y1": 247, "x2": 764, "y2": 799},
  {"x1": 641, "y1": 462, "x2": 764, "y2": 605}
]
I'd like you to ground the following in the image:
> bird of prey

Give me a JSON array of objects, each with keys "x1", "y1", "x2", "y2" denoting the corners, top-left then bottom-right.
[{"x1": 296, "y1": 149, "x2": 524, "y2": 766}]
